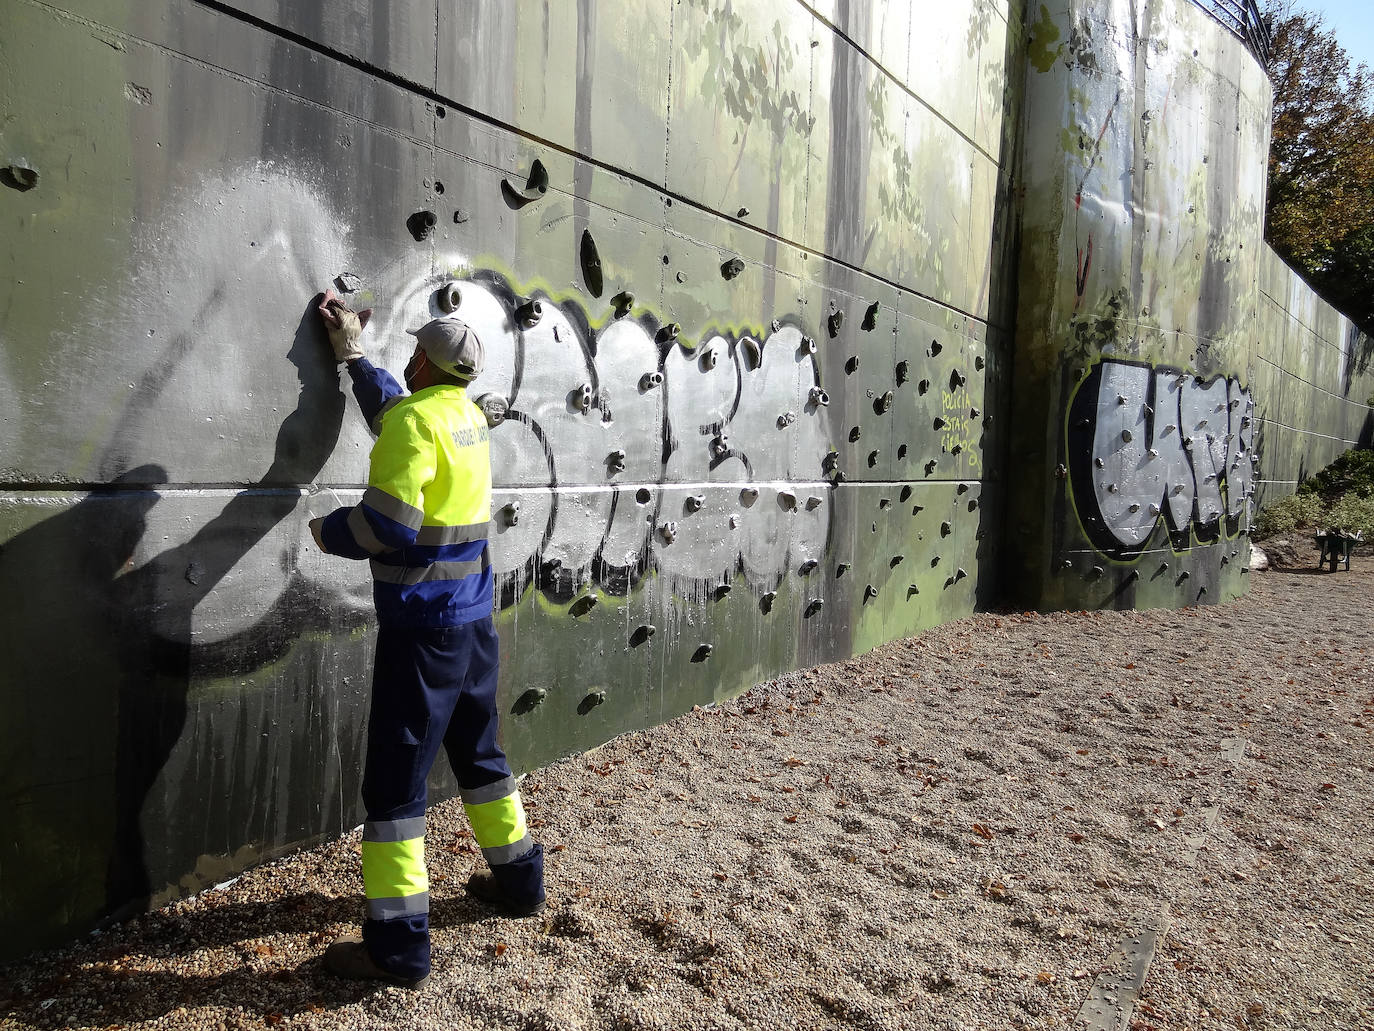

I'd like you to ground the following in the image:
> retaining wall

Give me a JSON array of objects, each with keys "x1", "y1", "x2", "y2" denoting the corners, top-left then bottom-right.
[{"x1": 1, "y1": 0, "x2": 1370, "y2": 957}]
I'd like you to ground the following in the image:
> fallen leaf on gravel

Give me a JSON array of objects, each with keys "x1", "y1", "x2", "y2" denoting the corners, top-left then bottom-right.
[
  {"x1": 713, "y1": 872, "x2": 728, "y2": 881},
  {"x1": 1036, "y1": 971, "x2": 1054, "y2": 983},
  {"x1": 747, "y1": 794, "x2": 763, "y2": 803},
  {"x1": 549, "y1": 844, "x2": 566, "y2": 853},
  {"x1": 784, "y1": 756, "x2": 806, "y2": 767},
  {"x1": 494, "y1": 942, "x2": 508, "y2": 957},
  {"x1": 972, "y1": 823, "x2": 994, "y2": 840},
  {"x1": 772, "y1": 729, "x2": 790, "y2": 737},
  {"x1": 781, "y1": 786, "x2": 796, "y2": 793},
  {"x1": 931, "y1": 889, "x2": 949, "y2": 898},
  {"x1": 1067, "y1": 833, "x2": 1085, "y2": 843},
  {"x1": 1320, "y1": 783, "x2": 1337, "y2": 792},
  {"x1": 784, "y1": 815, "x2": 798, "y2": 823}
]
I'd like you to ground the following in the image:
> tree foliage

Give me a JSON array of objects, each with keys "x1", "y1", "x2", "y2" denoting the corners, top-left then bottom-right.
[{"x1": 1262, "y1": 3, "x2": 1374, "y2": 332}]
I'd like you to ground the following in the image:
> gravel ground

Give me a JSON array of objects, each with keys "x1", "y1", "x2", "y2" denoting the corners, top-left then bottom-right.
[{"x1": 2, "y1": 548, "x2": 1372, "y2": 1031}]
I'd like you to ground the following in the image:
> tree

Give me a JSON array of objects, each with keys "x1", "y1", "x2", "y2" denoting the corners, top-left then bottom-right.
[{"x1": 1262, "y1": 2, "x2": 1374, "y2": 332}]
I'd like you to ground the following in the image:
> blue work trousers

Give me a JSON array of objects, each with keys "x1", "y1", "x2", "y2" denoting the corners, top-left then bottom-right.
[{"x1": 361, "y1": 617, "x2": 544, "y2": 979}]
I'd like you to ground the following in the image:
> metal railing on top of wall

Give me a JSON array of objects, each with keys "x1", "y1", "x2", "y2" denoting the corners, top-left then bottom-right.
[{"x1": 1188, "y1": 0, "x2": 1273, "y2": 64}]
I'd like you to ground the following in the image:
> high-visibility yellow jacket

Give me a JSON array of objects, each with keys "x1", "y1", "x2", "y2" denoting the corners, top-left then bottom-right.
[{"x1": 320, "y1": 359, "x2": 493, "y2": 627}]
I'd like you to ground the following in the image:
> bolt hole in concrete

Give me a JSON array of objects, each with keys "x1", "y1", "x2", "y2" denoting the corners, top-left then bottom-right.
[
  {"x1": 435, "y1": 105, "x2": 446, "y2": 118},
  {"x1": 434, "y1": 180, "x2": 445, "y2": 195},
  {"x1": 635, "y1": 488, "x2": 652, "y2": 505}
]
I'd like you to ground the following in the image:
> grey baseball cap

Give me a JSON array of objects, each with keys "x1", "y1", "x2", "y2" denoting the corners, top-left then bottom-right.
[{"x1": 407, "y1": 317, "x2": 484, "y2": 381}]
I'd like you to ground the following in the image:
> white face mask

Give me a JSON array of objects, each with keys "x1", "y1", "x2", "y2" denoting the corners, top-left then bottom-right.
[{"x1": 403, "y1": 350, "x2": 428, "y2": 391}]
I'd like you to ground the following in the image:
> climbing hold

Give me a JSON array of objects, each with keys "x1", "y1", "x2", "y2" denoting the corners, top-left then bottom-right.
[
  {"x1": 1094, "y1": 457, "x2": 1104, "y2": 468},
  {"x1": 778, "y1": 411, "x2": 797, "y2": 428},
  {"x1": 779, "y1": 491, "x2": 798, "y2": 511},
  {"x1": 656, "y1": 323, "x2": 681, "y2": 343},
  {"x1": 809, "y1": 387, "x2": 830, "y2": 408},
  {"x1": 846, "y1": 355, "x2": 860, "y2": 375},
  {"x1": 511, "y1": 688, "x2": 547, "y2": 715},
  {"x1": 827, "y1": 307, "x2": 844, "y2": 338},
  {"x1": 612, "y1": 291, "x2": 635, "y2": 318},
  {"x1": 515, "y1": 298, "x2": 544, "y2": 328},
  {"x1": 974, "y1": 355, "x2": 985, "y2": 371},
  {"x1": 640, "y1": 370, "x2": 664, "y2": 391},
  {"x1": 837, "y1": 562, "x2": 850, "y2": 577},
  {"x1": 1090, "y1": 565, "x2": 1104, "y2": 578},
  {"x1": 607, "y1": 449, "x2": 627, "y2": 474},
  {"x1": 660, "y1": 521, "x2": 678, "y2": 544},
  {"x1": 907, "y1": 584, "x2": 920, "y2": 599},
  {"x1": 759, "y1": 592, "x2": 777, "y2": 614},
  {"x1": 569, "y1": 593, "x2": 599, "y2": 617},
  {"x1": 934, "y1": 417, "x2": 947, "y2": 430},
  {"x1": 875, "y1": 391, "x2": 894, "y2": 415},
  {"x1": 335, "y1": 272, "x2": 363, "y2": 294},
  {"x1": 868, "y1": 451, "x2": 880, "y2": 467},
  {"x1": 740, "y1": 487, "x2": 759, "y2": 505},
  {"x1": 740, "y1": 337, "x2": 762, "y2": 369},
  {"x1": 453, "y1": 209, "x2": 469, "y2": 224},
  {"x1": 436, "y1": 281, "x2": 462, "y2": 313},
  {"x1": 940, "y1": 521, "x2": 952, "y2": 537},
  {"x1": 896, "y1": 361, "x2": 910, "y2": 386},
  {"x1": 804, "y1": 599, "x2": 824, "y2": 618},
  {"x1": 573, "y1": 382, "x2": 593, "y2": 413},
  {"x1": 502, "y1": 501, "x2": 521, "y2": 527},
  {"x1": 924, "y1": 459, "x2": 938, "y2": 476},
  {"x1": 580, "y1": 230, "x2": 603, "y2": 297},
  {"x1": 955, "y1": 568, "x2": 967, "y2": 581},
  {"x1": 406, "y1": 210, "x2": 438, "y2": 241},
  {"x1": 969, "y1": 407, "x2": 980, "y2": 418},
  {"x1": 878, "y1": 498, "x2": 892, "y2": 510},
  {"x1": 1126, "y1": 569, "x2": 1140, "y2": 582},
  {"x1": 710, "y1": 433, "x2": 730, "y2": 458},
  {"x1": 949, "y1": 369, "x2": 966, "y2": 389},
  {"x1": 899, "y1": 486, "x2": 912, "y2": 502},
  {"x1": 729, "y1": 515, "x2": 740, "y2": 529},
  {"x1": 714, "y1": 583, "x2": 733, "y2": 601},
  {"x1": 918, "y1": 379, "x2": 930, "y2": 395},
  {"x1": 927, "y1": 340, "x2": 942, "y2": 358},
  {"x1": 577, "y1": 690, "x2": 607, "y2": 715},
  {"x1": 849, "y1": 426, "x2": 862, "y2": 442},
  {"x1": 630, "y1": 625, "x2": 657, "y2": 647},
  {"x1": 685, "y1": 494, "x2": 705, "y2": 513},
  {"x1": 1106, "y1": 483, "x2": 1119, "y2": 493},
  {"x1": 737, "y1": 206, "x2": 750, "y2": 218},
  {"x1": 1117, "y1": 394, "x2": 1128, "y2": 405},
  {"x1": 799, "y1": 335, "x2": 817, "y2": 355},
  {"x1": 950, "y1": 444, "x2": 963, "y2": 455},
  {"x1": 862, "y1": 300, "x2": 880, "y2": 331},
  {"x1": 691, "y1": 644, "x2": 713, "y2": 662},
  {"x1": 720, "y1": 257, "x2": 745, "y2": 280},
  {"x1": 799, "y1": 559, "x2": 818, "y2": 576},
  {"x1": 822, "y1": 450, "x2": 840, "y2": 472},
  {"x1": 897, "y1": 444, "x2": 908, "y2": 459},
  {"x1": 477, "y1": 394, "x2": 508, "y2": 427},
  {"x1": 889, "y1": 555, "x2": 904, "y2": 568},
  {"x1": 863, "y1": 585, "x2": 878, "y2": 603},
  {"x1": 701, "y1": 347, "x2": 719, "y2": 370},
  {"x1": 956, "y1": 483, "x2": 970, "y2": 495},
  {"x1": 805, "y1": 496, "x2": 823, "y2": 510},
  {"x1": 500, "y1": 159, "x2": 548, "y2": 207}
]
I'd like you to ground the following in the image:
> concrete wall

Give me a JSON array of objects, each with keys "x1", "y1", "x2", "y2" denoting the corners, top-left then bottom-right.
[
  {"x1": 1005, "y1": 0, "x2": 1374, "y2": 612},
  {"x1": 4, "y1": 0, "x2": 1370, "y2": 957},
  {"x1": 0, "y1": 0, "x2": 1021, "y2": 954}
]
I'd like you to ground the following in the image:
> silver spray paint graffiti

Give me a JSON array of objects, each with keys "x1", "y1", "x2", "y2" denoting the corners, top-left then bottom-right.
[
  {"x1": 1066, "y1": 359, "x2": 1255, "y2": 556},
  {"x1": 378, "y1": 269, "x2": 833, "y2": 606}
]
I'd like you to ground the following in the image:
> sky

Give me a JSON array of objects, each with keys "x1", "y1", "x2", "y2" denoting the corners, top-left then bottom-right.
[{"x1": 1302, "y1": 0, "x2": 1374, "y2": 72}]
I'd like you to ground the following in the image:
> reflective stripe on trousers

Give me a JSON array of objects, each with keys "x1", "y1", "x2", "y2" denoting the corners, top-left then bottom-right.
[
  {"x1": 362, "y1": 817, "x2": 429, "y2": 922},
  {"x1": 460, "y1": 775, "x2": 534, "y2": 867}
]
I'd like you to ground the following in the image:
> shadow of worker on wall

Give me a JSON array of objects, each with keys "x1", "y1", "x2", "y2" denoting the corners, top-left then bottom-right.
[{"x1": 0, "y1": 297, "x2": 356, "y2": 958}]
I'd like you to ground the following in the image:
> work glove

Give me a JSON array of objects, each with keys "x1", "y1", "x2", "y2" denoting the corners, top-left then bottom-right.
[
  {"x1": 317, "y1": 288, "x2": 373, "y2": 364},
  {"x1": 308, "y1": 517, "x2": 330, "y2": 554}
]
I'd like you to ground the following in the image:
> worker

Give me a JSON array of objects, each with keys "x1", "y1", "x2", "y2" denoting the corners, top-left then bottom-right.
[{"x1": 308, "y1": 290, "x2": 545, "y2": 989}]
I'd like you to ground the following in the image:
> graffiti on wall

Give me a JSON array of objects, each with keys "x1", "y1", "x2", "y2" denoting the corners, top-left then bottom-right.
[
  {"x1": 1065, "y1": 359, "x2": 1255, "y2": 556},
  {"x1": 387, "y1": 271, "x2": 835, "y2": 606}
]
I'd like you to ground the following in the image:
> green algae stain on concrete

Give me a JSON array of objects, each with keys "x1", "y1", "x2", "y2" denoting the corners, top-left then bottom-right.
[{"x1": 1028, "y1": 4, "x2": 1064, "y2": 73}]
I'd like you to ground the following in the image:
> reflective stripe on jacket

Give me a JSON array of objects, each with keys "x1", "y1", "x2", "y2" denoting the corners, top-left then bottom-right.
[{"x1": 321, "y1": 360, "x2": 494, "y2": 628}]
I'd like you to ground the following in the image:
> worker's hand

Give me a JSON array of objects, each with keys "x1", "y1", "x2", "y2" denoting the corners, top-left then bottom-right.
[
  {"x1": 308, "y1": 517, "x2": 330, "y2": 554},
  {"x1": 317, "y1": 288, "x2": 373, "y2": 364}
]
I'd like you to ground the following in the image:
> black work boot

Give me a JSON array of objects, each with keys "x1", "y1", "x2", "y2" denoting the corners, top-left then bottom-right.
[
  {"x1": 323, "y1": 933, "x2": 430, "y2": 989},
  {"x1": 465, "y1": 870, "x2": 547, "y2": 917}
]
